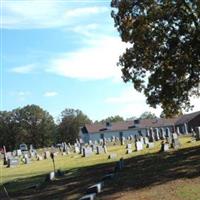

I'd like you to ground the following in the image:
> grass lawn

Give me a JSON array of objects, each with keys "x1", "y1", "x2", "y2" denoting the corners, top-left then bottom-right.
[{"x1": 1, "y1": 135, "x2": 200, "y2": 200}]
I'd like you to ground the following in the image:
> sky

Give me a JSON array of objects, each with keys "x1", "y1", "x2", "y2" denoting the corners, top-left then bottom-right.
[{"x1": 1, "y1": 0, "x2": 200, "y2": 121}]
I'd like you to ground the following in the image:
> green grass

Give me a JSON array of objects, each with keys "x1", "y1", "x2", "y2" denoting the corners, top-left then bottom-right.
[
  {"x1": 1, "y1": 135, "x2": 200, "y2": 200},
  {"x1": 177, "y1": 184, "x2": 200, "y2": 200}
]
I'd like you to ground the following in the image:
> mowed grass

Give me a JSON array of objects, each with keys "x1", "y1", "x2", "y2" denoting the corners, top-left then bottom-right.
[{"x1": 1, "y1": 135, "x2": 200, "y2": 200}]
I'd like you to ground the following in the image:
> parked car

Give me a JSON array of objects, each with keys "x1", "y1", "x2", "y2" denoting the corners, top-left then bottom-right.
[{"x1": 19, "y1": 143, "x2": 28, "y2": 151}]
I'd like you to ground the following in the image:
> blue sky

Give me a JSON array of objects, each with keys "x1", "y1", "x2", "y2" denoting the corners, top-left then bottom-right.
[{"x1": 1, "y1": 0, "x2": 200, "y2": 121}]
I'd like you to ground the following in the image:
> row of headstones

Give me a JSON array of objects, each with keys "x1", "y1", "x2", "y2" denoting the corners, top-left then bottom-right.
[
  {"x1": 85, "y1": 126, "x2": 200, "y2": 148},
  {"x1": 125, "y1": 132, "x2": 182, "y2": 154},
  {"x1": 79, "y1": 158, "x2": 124, "y2": 200},
  {"x1": 3, "y1": 149, "x2": 36, "y2": 167}
]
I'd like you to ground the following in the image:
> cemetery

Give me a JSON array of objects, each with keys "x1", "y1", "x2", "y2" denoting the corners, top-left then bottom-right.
[{"x1": 1, "y1": 131, "x2": 200, "y2": 200}]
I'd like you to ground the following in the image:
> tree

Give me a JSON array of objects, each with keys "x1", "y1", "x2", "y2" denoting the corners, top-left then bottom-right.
[
  {"x1": 99, "y1": 115, "x2": 124, "y2": 123},
  {"x1": 139, "y1": 111, "x2": 157, "y2": 119},
  {"x1": 0, "y1": 105, "x2": 56, "y2": 149},
  {"x1": 126, "y1": 116, "x2": 137, "y2": 121},
  {"x1": 111, "y1": 0, "x2": 200, "y2": 117},
  {"x1": 58, "y1": 109, "x2": 91, "y2": 143}
]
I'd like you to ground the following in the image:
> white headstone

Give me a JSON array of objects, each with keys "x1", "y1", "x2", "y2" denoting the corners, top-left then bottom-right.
[{"x1": 136, "y1": 141, "x2": 143, "y2": 151}]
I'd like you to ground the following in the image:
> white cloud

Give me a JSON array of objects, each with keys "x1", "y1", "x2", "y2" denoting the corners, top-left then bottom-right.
[
  {"x1": 43, "y1": 91, "x2": 58, "y2": 97},
  {"x1": 105, "y1": 87, "x2": 162, "y2": 118},
  {"x1": 105, "y1": 87, "x2": 200, "y2": 119},
  {"x1": 46, "y1": 36, "x2": 128, "y2": 81},
  {"x1": 71, "y1": 23, "x2": 99, "y2": 37},
  {"x1": 10, "y1": 91, "x2": 31, "y2": 101},
  {"x1": 64, "y1": 7, "x2": 108, "y2": 18},
  {"x1": 3, "y1": 0, "x2": 109, "y2": 29},
  {"x1": 10, "y1": 64, "x2": 35, "y2": 74}
]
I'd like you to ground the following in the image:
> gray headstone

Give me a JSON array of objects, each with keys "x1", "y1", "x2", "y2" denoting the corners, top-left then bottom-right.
[
  {"x1": 172, "y1": 138, "x2": 181, "y2": 149},
  {"x1": 196, "y1": 127, "x2": 200, "y2": 141},
  {"x1": 108, "y1": 153, "x2": 117, "y2": 159},
  {"x1": 7, "y1": 158, "x2": 19, "y2": 167},
  {"x1": 103, "y1": 145, "x2": 108, "y2": 154},
  {"x1": 16, "y1": 149, "x2": 22, "y2": 156},
  {"x1": 143, "y1": 137, "x2": 149, "y2": 144},
  {"x1": 155, "y1": 128, "x2": 160, "y2": 141},
  {"x1": 126, "y1": 149, "x2": 132, "y2": 154},
  {"x1": 44, "y1": 151, "x2": 50, "y2": 159},
  {"x1": 96, "y1": 146, "x2": 104, "y2": 154},
  {"x1": 87, "y1": 182, "x2": 103, "y2": 194},
  {"x1": 25, "y1": 157, "x2": 31, "y2": 164},
  {"x1": 172, "y1": 133, "x2": 178, "y2": 140},
  {"x1": 83, "y1": 147, "x2": 93, "y2": 157},
  {"x1": 147, "y1": 142, "x2": 154, "y2": 149},
  {"x1": 74, "y1": 146, "x2": 80, "y2": 153},
  {"x1": 79, "y1": 193, "x2": 96, "y2": 200}
]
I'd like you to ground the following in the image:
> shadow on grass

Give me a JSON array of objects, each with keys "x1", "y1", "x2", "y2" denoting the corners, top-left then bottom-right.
[{"x1": 1, "y1": 145, "x2": 200, "y2": 200}]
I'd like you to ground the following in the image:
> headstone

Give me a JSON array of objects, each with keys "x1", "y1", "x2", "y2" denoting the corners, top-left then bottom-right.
[
  {"x1": 89, "y1": 140, "x2": 92, "y2": 145},
  {"x1": 176, "y1": 127, "x2": 181, "y2": 135},
  {"x1": 74, "y1": 146, "x2": 80, "y2": 153},
  {"x1": 99, "y1": 139, "x2": 103, "y2": 145},
  {"x1": 108, "y1": 153, "x2": 117, "y2": 159},
  {"x1": 172, "y1": 138, "x2": 181, "y2": 149},
  {"x1": 135, "y1": 141, "x2": 143, "y2": 151},
  {"x1": 45, "y1": 171, "x2": 55, "y2": 181},
  {"x1": 161, "y1": 142, "x2": 169, "y2": 152},
  {"x1": 160, "y1": 128, "x2": 166, "y2": 139},
  {"x1": 96, "y1": 146, "x2": 104, "y2": 154},
  {"x1": 146, "y1": 129, "x2": 150, "y2": 137},
  {"x1": 22, "y1": 150, "x2": 29, "y2": 156},
  {"x1": 196, "y1": 127, "x2": 200, "y2": 141},
  {"x1": 87, "y1": 182, "x2": 103, "y2": 194},
  {"x1": 147, "y1": 142, "x2": 154, "y2": 149},
  {"x1": 126, "y1": 149, "x2": 132, "y2": 154},
  {"x1": 44, "y1": 151, "x2": 50, "y2": 159},
  {"x1": 25, "y1": 157, "x2": 31, "y2": 164},
  {"x1": 16, "y1": 149, "x2": 22, "y2": 156},
  {"x1": 120, "y1": 137, "x2": 125, "y2": 145},
  {"x1": 172, "y1": 133, "x2": 178, "y2": 140},
  {"x1": 79, "y1": 193, "x2": 96, "y2": 200},
  {"x1": 126, "y1": 144, "x2": 132, "y2": 149},
  {"x1": 126, "y1": 143, "x2": 132, "y2": 154},
  {"x1": 101, "y1": 173, "x2": 114, "y2": 181},
  {"x1": 83, "y1": 147, "x2": 93, "y2": 157},
  {"x1": 37, "y1": 154, "x2": 43, "y2": 161},
  {"x1": 103, "y1": 145, "x2": 108, "y2": 154},
  {"x1": 155, "y1": 128, "x2": 160, "y2": 141},
  {"x1": 166, "y1": 127, "x2": 171, "y2": 137},
  {"x1": 49, "y1": 172, "x2": 55, "y2": 180},
  {"x1": 7, "y1": 158, "x2": 19, "y2": 167},
  {"x1": 143, "y1": 137, "x2": 149, "y2": 144},
  {"x1": 166, "y1": 136, "x2": 172, "y2": 144},
  {"x1": 149, "y1": 128, "x2": 155, "y2": 142},
  {"x1": 139, "y1": 137, "x2": 144, "y2": 145},
  {"x1": 184, "y1": 123, "x2": 188, "y2": 134}
]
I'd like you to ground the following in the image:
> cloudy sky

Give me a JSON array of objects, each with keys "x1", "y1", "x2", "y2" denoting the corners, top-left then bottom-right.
[{"x1": 1, "y1": 0, "x2": 200, "y2": 121}]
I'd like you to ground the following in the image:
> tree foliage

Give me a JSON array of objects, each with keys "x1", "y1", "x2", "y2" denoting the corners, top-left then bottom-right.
[
  {"x1": 139, "y1": 111, "x2": 157, "y2": 119},
  {"x1": 57, "y1": 109, "x2": 91, "y2": 143},
  {"x1": 0, "y1": 105, "x2": 56, "y2": 150},
  {"x1": 98, "y1": 115, "x2": 124, "y2": 123},
  {"x1": 111, "y1": 0, "x2": 200, "y2": 116}
]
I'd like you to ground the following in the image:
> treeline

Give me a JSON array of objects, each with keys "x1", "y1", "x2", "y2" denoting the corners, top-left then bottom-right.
[
  {"x1": 0, "y1": 104, "x2": 158, "y2": 150},
  {"x1": 0, "y1": 105, "x2": 91, "y2": 150}
]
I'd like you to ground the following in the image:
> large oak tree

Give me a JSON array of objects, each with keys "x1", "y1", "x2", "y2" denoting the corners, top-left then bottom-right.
[{"x1": 111, "y1": 0, "x2": 200, "y2": 116}]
